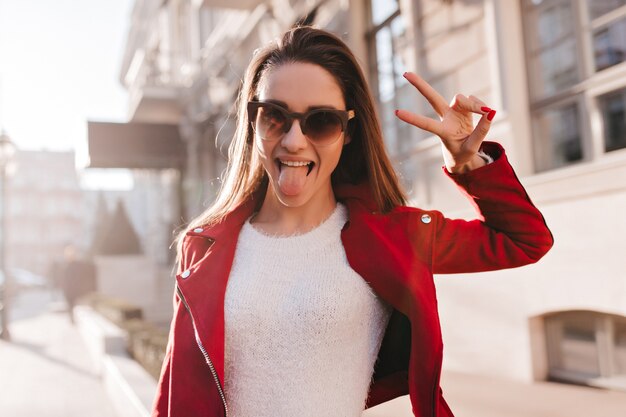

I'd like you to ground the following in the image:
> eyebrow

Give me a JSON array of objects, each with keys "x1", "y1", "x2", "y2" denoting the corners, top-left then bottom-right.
[{"x1": 263, "y1": 99, "x2": 340, "y2": 111}]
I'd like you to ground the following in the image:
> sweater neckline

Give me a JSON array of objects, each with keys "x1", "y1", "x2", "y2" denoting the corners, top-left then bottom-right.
[{"x1": 239, "y1": 203, "x2": 347, "y2": 250}]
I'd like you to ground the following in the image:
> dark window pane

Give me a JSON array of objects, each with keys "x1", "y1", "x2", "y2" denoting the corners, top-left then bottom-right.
[
  {"x1": 593, "y1": 17, "x2": 626, "y2": 71},
  {"x1": 615, "y1": 320, "x2": 626, "y2": 374},
  {"x1": 390, "y1": 14, "x2": 407, "y2": 88},
  {"x1": 536, "y1": 3, "x2": 574, "y2": 49},
  {"x1": 376, "y1": 27, "x2": 394, "y2": 102},
  {"x1": 389, "y1": 16, "x2": 415, "y2": 154},
  {"x1": 524, "y1": 1, "x2": 573, "y2": 53},
  {"x1": 560, "y1": 330, "x2": 600, "y2": 376},
  {"x1": 599, "y1": 88, "x2": 626, "y2": 152},
  {"x1": 373, "y1": 14, "x2": 414, "y2": 156},
  {"x1": 546, "y1": 312, "x2": 601, "y2": 379},
  {"x1": 531, "y1": 39, "x2": 579, "y2": 97},
  {"x1": 371, "y1": 0, "x2": 398, "y2": 25},
  {"x1": 587, "y1": 0, "x2": 626, "y2": 20},
  {"x1": 533, "y1": 103, "x2": 583, "y2": 171},
  {"x1": 376, "y1": 26, "x2": 397, "y2": 153}
]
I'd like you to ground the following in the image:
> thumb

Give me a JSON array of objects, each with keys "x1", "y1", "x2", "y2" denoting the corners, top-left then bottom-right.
[{"x1": 466, "y1": 110, "x2": 495, "y2": 152}]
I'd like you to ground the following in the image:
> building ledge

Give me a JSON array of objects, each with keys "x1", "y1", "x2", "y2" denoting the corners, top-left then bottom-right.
[{"x1": 195, "y1": 0, "x2": 264, "y2": 9}]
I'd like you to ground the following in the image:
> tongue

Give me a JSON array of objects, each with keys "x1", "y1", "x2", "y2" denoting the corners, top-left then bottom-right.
[{"x1": 278, "y1": 165, "x2": 309, "y2": 196}]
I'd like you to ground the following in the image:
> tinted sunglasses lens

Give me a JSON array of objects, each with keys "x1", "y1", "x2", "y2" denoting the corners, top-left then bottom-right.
[
  {"x1": 305, "y1": 111, "x2": 343, "y2": 144},
  {"x1": 254, "y1": 105, "x2": 287, "y2": 140}
]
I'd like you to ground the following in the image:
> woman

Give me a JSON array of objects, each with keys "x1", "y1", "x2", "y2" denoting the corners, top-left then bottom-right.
[{"x1": 152, "y1": 26, "x2": 553, "y2": 417}]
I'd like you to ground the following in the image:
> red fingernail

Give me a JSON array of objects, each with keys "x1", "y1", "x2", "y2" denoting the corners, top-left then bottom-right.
[
  {"x1": 487, "y1": 110, "x2": 496, "y2": 121},
  {"x1": 395, "y1": 109, "x2": 400, "y2": 116},
  {"x1": 481, "y1": 106, "x2": 492, "y2": 113}
]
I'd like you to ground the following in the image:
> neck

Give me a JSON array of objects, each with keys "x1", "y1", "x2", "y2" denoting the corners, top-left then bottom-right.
[{"x1": 252, "y1": 183, "x2": 337, "y2": 235}]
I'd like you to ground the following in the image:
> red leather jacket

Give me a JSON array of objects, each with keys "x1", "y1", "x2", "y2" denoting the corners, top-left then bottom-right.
[{"x1": 151, "y1": 142, "x2": 553, "y2": 417}]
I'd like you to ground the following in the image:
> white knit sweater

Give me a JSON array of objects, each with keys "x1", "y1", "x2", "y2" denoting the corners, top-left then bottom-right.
[{"x1": 224, "y1": 203, "x2": 393, "y2": 417}]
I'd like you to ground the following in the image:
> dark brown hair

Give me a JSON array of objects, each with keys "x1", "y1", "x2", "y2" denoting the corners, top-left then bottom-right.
[{"x1": 178, "y1": 26, "x2": 407, "y2": 259}]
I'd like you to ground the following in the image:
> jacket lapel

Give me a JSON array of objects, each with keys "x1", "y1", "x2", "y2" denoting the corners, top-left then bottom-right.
[{"x1": 175, "y1": 193, "x2": 261, "y2": 384}]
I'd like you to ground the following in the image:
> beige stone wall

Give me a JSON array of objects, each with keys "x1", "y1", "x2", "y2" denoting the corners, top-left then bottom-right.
[{"x1": 420, "y1": 0, "x2": 626, "y2": 383}]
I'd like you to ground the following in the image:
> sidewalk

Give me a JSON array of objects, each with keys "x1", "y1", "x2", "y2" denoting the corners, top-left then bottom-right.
[
  {"x1": 2, "y1": 288, "x2": 626, "y2": 417},
  {"x1": 0, "y1": 288, "x2": 117, "y2": 417},
  {"x1": 440, "y1": 369, "x2": 626, "y2": 417},
  {"x1": 364, "y1": 365, "x2": 626, "y2": 417}
]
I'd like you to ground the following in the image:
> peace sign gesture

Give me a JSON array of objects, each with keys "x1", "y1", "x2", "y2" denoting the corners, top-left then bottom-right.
[{"x1": 395, "y1": 72, "x2": 496, "y2": 174}]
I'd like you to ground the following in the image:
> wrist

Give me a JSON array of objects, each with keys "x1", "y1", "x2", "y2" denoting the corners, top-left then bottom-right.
[{"x1": 447, "y1": 154, "x2": 487, "y2": 174}]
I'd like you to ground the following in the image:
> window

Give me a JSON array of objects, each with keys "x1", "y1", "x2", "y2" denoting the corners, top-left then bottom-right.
[
  {"x1": 615, "y1": 320, "x2": 626, "y2": 373},
  {"x1": 533, "y1": 102, "x2": 583, "y2": 171},
  {"x1": 366, "y1": 0, "x2": 416, "y2": 157},
  {"x1": 545, "y1": 310, "x2": 626, "y2": 389},
  {"x1": 522, "y1": 0, "x2": 626, "y2": 172},
  {"x1": 599, "y1": 87, "x2": 626, "y2": 152}
]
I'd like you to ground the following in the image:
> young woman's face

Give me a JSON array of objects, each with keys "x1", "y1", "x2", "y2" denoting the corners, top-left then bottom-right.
[{"x1": 254, "y1": 62, "x2": 350, "y2": 209}]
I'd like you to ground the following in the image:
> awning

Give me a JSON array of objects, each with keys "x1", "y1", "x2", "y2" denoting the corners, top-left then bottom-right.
[{"x1": 87, "y1": 121, "x2": 184, "y2": 169}]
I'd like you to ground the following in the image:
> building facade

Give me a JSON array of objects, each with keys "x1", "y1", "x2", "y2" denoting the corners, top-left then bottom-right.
[
  {"x1": 110, "y1": 0, "x2": 626, "y2": 391},
  {"x1": 7, "y1": 150, "x2": 84, "y2": 277}
]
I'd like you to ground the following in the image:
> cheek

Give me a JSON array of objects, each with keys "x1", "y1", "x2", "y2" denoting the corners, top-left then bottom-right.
[
  {"x1": 254, "y1": 136, "x2": 272, "y2": 161},
  {"x1": 320, "y1": 147, "x2": 344, "y2": 173}
]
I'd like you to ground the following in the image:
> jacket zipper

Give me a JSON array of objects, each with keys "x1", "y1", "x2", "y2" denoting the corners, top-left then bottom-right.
[{"x1": 177, "y1": 284, "x2": 229, "y2": 417}]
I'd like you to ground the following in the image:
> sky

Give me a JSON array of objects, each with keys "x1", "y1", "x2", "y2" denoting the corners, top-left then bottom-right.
[{"x1": 0, "y1": 0, "x2": 134, "y2": 188}]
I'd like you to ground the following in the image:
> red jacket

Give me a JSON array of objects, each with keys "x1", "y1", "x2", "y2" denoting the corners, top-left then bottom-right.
[{"x1": 152, "y1": 142, "x2": 553, "y2": 417}]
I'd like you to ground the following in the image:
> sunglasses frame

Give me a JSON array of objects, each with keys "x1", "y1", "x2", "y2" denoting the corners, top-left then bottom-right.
[{"x1": 247, "y1": 101, "x2": 355, "y2": 146}]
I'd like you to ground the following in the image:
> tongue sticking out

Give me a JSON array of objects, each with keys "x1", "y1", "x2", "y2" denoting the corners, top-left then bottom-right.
[{"x1": 278, "y1": 165, "x2": 310, "y2": 196}]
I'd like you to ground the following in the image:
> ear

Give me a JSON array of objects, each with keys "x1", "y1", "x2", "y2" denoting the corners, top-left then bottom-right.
[{"x1": 343, "y1": 133, "x2": 351, "y2": 146}]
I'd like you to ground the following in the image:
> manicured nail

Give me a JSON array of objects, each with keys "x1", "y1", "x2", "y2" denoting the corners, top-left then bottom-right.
[
  {"x1": 487, "y1": 110, "x2": 496, "y2": 121},
  {"x1": 395, "y1": 109, "x2": 400, "y2": 116},
  {"x1": 480, "y1": 106, "x2": 492, "y2": 113},
  {"x1": 403, "y1": 72, "x2": 408, "y2": 77}
]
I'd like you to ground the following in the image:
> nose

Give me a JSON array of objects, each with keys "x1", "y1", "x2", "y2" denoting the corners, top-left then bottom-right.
[{"x1": 280, "y1": 119, "x2": 308, "y2": 151}]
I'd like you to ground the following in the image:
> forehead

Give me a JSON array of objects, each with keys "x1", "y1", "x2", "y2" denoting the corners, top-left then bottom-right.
[{"x1": 257, "y1": 62, "x2": 345, "y2": 110}]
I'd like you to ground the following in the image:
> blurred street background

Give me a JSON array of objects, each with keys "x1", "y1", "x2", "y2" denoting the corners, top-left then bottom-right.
[{"x1": 1, "y1": 0, "x2": 626, "y2": 416}]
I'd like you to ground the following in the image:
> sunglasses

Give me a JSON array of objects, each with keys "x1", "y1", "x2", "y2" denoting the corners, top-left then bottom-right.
[{"x1": 247, "y1": 101, "x2": 355, "y2": 146}]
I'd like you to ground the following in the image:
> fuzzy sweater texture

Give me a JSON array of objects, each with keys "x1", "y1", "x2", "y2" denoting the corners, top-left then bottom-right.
[{"x1": 223, "y1": 203, "x2": 393, "y2": 417}]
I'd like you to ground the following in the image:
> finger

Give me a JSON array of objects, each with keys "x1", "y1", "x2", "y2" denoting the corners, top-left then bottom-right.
[
  {"x1": 396, "y1": 109, "x2": 443, "y2": 137},
  {"x1": 468, "y1": 95, "x2": 490, "y2": 112},
  {"x1": 403, "y1": 72, "x2": 449, "y2": 117},
  {"x1": 451, "y1": 94, "x2": 490, "y2": 114},
  {"x1": 466, "y1": 110, "x2": 496, "y2": 152}
]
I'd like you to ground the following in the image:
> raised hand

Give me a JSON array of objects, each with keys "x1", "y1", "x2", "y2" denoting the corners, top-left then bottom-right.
[{"x1": 395, "y1": 71, "x2": 496, "y2": 174}]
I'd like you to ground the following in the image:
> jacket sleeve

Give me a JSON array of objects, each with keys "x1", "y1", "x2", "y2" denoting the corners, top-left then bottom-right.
[
  {"x1": 151, "y1": 238, "x2": 188, "y2": 417},
  {"x1": 431, "y1": 141, "x2": 553, "y2": 274},
  {"x1": 150, "y1": 289, "x2": 179, "y2": 416}
]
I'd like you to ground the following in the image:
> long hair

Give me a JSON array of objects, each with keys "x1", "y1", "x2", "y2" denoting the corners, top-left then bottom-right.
[{"x1": 176, "y1": 26, "x2": 407, "y2": 261}]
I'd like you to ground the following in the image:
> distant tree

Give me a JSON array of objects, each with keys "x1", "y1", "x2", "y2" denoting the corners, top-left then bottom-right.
[
  {"x1": 92, "y1": 198, "x2": 142, "y2": 255},
  {"x1": 89, "y1": 192, "x2": 110, "y2": 256}
]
